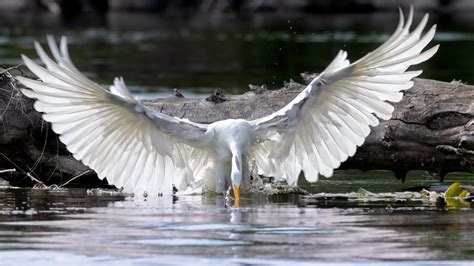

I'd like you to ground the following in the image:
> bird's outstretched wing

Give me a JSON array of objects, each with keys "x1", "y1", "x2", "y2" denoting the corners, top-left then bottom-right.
[
  {"x1": 249, "y1": 8, "x2": 439, "y2": 185},
  {"x1": 17, "y1": 36, "x2": 214, "y2": 195}
]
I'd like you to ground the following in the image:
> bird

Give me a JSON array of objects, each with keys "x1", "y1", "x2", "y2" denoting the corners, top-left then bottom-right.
[{"x1": 17, "y1": 7, "x2": 438, "y2": 207}]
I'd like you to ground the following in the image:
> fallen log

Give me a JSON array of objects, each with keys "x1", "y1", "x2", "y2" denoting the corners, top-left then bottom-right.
[{"x1": 0, "y1": 69, "x2": 472, "y2": 187}]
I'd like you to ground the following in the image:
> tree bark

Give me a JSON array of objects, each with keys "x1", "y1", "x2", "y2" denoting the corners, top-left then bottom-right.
[{"x1": 0, "y1": 70, "x2": 472, "y2": 187}]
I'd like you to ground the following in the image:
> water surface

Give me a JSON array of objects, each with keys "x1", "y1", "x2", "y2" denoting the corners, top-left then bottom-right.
[{"x1": 1, "y1": 171, "x2": 474, "y2": 265}]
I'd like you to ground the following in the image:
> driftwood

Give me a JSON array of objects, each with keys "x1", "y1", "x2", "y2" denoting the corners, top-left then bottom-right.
[{"x1": 0, "y1": 69, "x2": 473, "y2": 187}]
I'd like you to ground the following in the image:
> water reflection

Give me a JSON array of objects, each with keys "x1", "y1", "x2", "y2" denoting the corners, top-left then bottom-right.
[{"x1": 1, "y1": 187, "x2": 474, "y2": 264}]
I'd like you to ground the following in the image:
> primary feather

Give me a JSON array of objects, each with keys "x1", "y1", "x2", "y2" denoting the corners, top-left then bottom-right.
[{"x1": 17, "y1": 8, "x2": 438, "y2": 196}]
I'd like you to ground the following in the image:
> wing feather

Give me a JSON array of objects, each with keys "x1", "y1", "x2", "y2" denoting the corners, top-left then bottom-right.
[
  {"x1": 110, "y1": 77, "x2": 135, "y2": 100},
  {"x1": 250, "y1": 8, "x2": 438, "y2": 183},
  {"x1": 18, "y1": 37, "x2": 215, "y2": 195}
]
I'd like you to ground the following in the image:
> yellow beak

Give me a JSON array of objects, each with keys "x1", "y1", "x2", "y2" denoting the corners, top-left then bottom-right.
[{"x1": 232, "y1": 184, "x2": 240, "y2": 207}]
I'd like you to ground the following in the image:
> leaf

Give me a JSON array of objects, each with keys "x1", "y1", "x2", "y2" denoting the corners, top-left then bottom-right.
[
  {"x1": 445, "y1": 182, "x2": 471, "y2": 210},
  {"x1": 446, "y1": 197, "x2": 471, "y2": 210},
  {"x1": 445, "y1": 182, "x2": 463, "y2": 198},
  {"x1": 458, "y1": 190, "x2": 470, "y2": 199}
]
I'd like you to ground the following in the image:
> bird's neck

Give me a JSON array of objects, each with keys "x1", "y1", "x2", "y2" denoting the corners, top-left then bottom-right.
[{"x1": 230, "y1": 148, "x2": 242, "y2": 187}]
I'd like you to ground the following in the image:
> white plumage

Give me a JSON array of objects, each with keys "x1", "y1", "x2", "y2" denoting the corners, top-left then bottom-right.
[{"x1": 17, "y1": 8, "x2": 438, "y2": 204}]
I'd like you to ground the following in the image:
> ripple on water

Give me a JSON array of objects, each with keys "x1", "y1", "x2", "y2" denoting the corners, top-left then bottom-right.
[
  {"x1": 116, "y1": 238, "x2": 251, "y2": 246},
  {"x1": 155, "y1": 223, "x2": 242, "y2": 231},
  {"x1": 1, "y1": 251, "x2": 474, "y2": 266},
  {"x1": 131, "y1": 222, "x2": 334, "y2": 235},
  {"x1": 242, "y1": 226, "x2": 334, "y2": 235}
]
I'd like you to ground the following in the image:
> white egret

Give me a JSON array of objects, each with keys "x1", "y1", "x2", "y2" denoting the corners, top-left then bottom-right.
[{"x1": 17, "y1": 8, "x2": 438, "y2": 206}]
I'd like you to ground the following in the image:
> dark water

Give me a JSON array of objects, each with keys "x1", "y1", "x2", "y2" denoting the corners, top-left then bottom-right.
[
  {"x1": 1, "y1": 10, "x2": 474, "y2": 264},
  {"x1": 1, "y1": 11, "x2": 474, "y2": 95}
]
